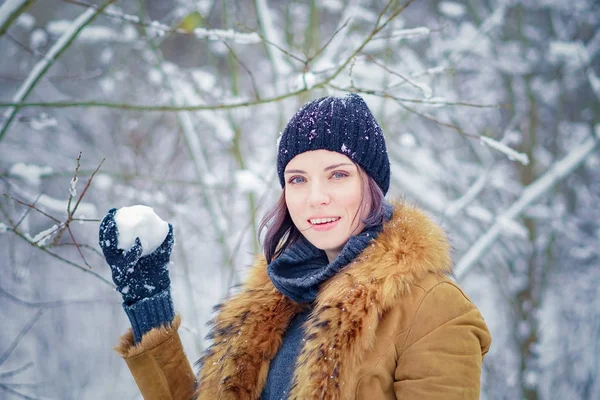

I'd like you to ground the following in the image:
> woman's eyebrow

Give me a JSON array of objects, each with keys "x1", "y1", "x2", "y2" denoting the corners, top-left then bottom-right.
[
  {"x1": 285, "y1": 163, "x2": 354, "y2": 174},
  {"x1": 324, "y1": 163, "x2": 354, "y2": 171},
  {"x1": 284, "y1": 169, "x2": 305, "y2": 174}
]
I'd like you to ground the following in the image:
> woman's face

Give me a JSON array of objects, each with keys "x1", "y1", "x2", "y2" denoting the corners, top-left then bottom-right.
[{"x1": 284, "y1": 150, "x2": 370, "y2": 262}]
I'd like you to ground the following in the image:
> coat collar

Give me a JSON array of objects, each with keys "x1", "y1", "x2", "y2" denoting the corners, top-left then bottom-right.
[{"x1": 196, "y1": 200, "x2": 451, "y2": 400}]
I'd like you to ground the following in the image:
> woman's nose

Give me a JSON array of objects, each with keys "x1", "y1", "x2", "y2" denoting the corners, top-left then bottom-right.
[{"x1": 307, "y1": 183, "x2": 331, "y2": 206}]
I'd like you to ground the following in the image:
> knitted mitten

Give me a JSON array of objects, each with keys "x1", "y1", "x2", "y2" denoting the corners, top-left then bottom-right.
[{"x1": 99, "y1": 208, "x2": 175, "y2": 342}]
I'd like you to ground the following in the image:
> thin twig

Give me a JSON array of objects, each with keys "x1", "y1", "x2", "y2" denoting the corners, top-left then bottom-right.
[
  {"x1": 330, "y1": 84, "x2": 504, "y2": 109},
  {"x1": 0, "y1": 309, "x2": 45, "y2": 365},
  {"x1": 307, "y1": 18, "x2": 351, "y2": 63},
  {"x1": 1, "y1": 382, "x2": 45, "y2": 389},
  {"x1": 5, "y1": 32, "x2": 53, "y2": 62},
  {"x1": 0, "y1": 362, "x2": 33, "y2": 379},
  {"x1": 0, "y1": 285, "x2": 114, "y2": 309},
  {"x1": 3, "y1": 194, "x2": 61, "y2": 224},
  {"x1": 69, "y1": 157, "x2": 104, "y2": 218},
  {"x1": 66, "y1": 226, "x2": 91, "y2": 268},
  {"x1": 374, "y1": 0, "x2": 393, "y2": 29},
  {"x1": 66, "y1": 152, "x2": 82, "y2": 215},
  {"x1": 395, "y1": 100, "x2": 480, "y2": 138},
  {"x1": 220, "y1": 40, "x2": 262, "y2": 100},
  {"x1": 51, "y1": 242, "x2": 103, "y2": 258},
  {"x1": 0, "y1": 202, "x2": 113, "y2": 286},
  {"x1": 14, "y1": 192, "x2": 42, "y2": 229},
  {"x1": 319, "y1": 0, "x2": 417, "y2": 84},
  {"x1": 366, "y1": 55, "x2": 430, "y2": 97},
  {"x1": 0, "y1": 383, "x2": 40, "y2": 400},
  {"x1": 236, "y1": 22, "x2": 306, "y2": 64}
]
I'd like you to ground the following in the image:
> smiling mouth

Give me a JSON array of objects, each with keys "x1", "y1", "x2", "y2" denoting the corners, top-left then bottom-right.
[{"x1": 309, "y1": 217, "x2": 341, "y2": 225}]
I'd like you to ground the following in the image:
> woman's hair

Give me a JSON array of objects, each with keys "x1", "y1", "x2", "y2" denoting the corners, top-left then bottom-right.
[{"x1": 258, "y1": 165, "x2": 386, "y2": 263}]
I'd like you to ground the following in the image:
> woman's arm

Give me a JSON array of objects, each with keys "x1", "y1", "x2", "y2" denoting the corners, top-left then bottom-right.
[
  {"x1": 115, "y1": 315, "x2": 197, "y2": 400},
  {"x1": 394, "y1": 281, "x2": 491, "y2": 399}
]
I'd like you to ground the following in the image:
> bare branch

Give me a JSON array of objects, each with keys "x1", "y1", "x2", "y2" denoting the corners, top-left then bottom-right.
[
  {"x1": 0, "y1": 285, "x2": 115, "y2": 309},
  {"x1": 66, "y1": 226, "x2": 91, "y2": 268},
  {"x1": 66, "y1": 152, "x2": 82, "y2": 215},
  {"x1": 366, "y1": 55, "x2": 432, "y2": 97},
  {"x1": 51, "y1": 242, "x2": 103, "y2": 258},
  {"x1": 0, "y1": 383, "x2": 40, "y2": 400},
  {"x1": 0, "y1": 0, "x2": 36, "y2": 36},
  {"x1": 14, "y1": 192, "x2": 42, "y2": 229},
  {"x1": 0, "y1": 201, "x2": 113, "y2": 286},
  {"x1": 0, "y1": 309, "x2": 45, "y2": 365},
  {"x1": 68, "y1": 157, "x2": 104, "y2": 219},
  {"x1": 330, "y1": 84, "x2": 504, "y2": 108},
  {"x1": 220, "y1": 40, "x2": 262, "y2": 100},
  {"x1": 5, "y1": 32, "x2": 50, "y2": 61},
  {"x1": 307, "y1": 18, "x2": 351, "y2": 64},
  {"x1": 61, "y1": 0, "x2": 261, "y2": 44},
  {"x1": 3, "y1": 194, "x2": 61, "y2": 224},
  {"x1": 395, "y1": 98, "x2": 480, "y2": 138},
  {"x1": 0, "y1": 362, "x2": 33, "y2": 379}
]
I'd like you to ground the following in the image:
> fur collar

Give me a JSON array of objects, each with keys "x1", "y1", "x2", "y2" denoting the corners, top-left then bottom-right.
[{"x1": 196, "y1": 201, "x2": 451, "y2": 400}]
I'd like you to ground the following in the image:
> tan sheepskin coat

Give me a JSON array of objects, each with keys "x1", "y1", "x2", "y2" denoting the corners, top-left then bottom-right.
[{"x1": 115, "y1": 202, "x2": 491, "y2": 399}]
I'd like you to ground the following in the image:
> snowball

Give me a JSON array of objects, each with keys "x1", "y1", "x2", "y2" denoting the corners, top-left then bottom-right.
[{"x1": 114, "y1": 205, "x2": 169, "y2": 257}]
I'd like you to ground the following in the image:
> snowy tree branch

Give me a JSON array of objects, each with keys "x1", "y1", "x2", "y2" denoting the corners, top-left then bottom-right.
[
  {"x1": 61, "y1": 0, "x2": 261, "y2": 43},
  {"x1": 454, "y1": 132, "x2": 599, "y2": 280},
  {"x1": 0, "y1": 0, "x2": 419, "y2": 114},
  {"x1": 0, "y1": 0, "x2": 36, "y2": 36},
  {"x1": 0, "y1": 0, "x2": 117, "y2": 142},
  {"x1": 0, "y1": 156, "x2": 113, "y2": 286}
]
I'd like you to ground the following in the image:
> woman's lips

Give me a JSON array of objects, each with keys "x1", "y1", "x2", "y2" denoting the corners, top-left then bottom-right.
[{"x1": 309, "y1": 217, "x2": 341, "y2": 232}]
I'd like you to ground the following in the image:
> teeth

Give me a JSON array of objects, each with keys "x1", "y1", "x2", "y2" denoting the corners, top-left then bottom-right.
[{"x1": 310, "y1": 217, "x2": 339, "y2": 225}]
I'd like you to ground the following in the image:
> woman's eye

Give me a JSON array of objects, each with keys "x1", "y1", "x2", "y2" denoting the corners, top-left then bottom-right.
[
  {"x1": 331, "y1": 171, "x2": 348, "y2": 179},
  {"x1": 288, "y1": 176, "x2": 305, "y2": 184}
]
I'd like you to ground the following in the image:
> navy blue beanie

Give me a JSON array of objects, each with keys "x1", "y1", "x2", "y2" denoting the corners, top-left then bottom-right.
[{"x1": 277, "y1": 93, "x2": 390, "y2": 194}]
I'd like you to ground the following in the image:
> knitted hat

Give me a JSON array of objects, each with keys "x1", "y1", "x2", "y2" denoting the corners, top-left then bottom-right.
[{"x1": 277, "y1": 93, "x2": 390, "y2": 194}]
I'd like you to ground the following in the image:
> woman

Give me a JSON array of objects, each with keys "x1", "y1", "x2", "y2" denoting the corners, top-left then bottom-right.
[{"x1": 99, "y1": 94, "x2": 491, "y2": 400}]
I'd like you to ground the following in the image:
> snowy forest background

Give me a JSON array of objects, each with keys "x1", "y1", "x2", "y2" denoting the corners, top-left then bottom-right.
[{"x1": 0, "y1": 0, "x2": 598, "y2": 399}]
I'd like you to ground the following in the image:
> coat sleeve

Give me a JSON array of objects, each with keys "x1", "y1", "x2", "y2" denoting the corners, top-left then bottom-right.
[
  {"x1": 394, "y1": 281, "x2": 491, "y2": 399},
  {"x1": 114, "y1": 315, "x2": 197, "y2": 400}
]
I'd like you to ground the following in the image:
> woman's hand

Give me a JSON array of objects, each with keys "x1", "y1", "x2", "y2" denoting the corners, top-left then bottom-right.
[{"x1": 99, "y1": 208, "x2": 173, "y2": 305}]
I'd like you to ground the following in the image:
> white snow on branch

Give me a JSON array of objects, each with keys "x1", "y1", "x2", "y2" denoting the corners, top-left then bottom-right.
[
  {"x1": 397, "y1": 73, "x2": 433, "y2": 98},
  {"x1": 49, "y1": 4, "x2": 261, "y2": 44},
  {"x1": 444, "y1": 169, "x2": 489, "y2": 217},
  {"x1": 235, "y1": 169, "x2": 266, "y2": 195},
  {"x1": 480, "y1": 136, "x2": 529, "y2": 165},
  {"x1": 455, "y1": 131, "x2": 599, "y2": 280},
  {"x1": 69, "y1": 176, "x2": 78, "y2": 197},
  {"x1": 9, "y1": 163, "x2": 53, "y2": 186},
  {"x1": 438, "y1": 1, "x2": 466, "y2": 18},
  {"x1": 0, "y1": 222, "x2": 8, "y2": 233},
  {"x1": 388, "y1": 27, "x2": 431, "y2": 40},
  {"x1": 0, "y1": 0, "x2": 30, "y2": 32},
  {"x1": 192, "y1": 27, "x2": 261, "y2": 44},
  {"x1": 25, "y1": 223, "x2": 61, "y2": 246},
  {"x1": 588, "y1": 69, "x2": 600, "y2": 100}
]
